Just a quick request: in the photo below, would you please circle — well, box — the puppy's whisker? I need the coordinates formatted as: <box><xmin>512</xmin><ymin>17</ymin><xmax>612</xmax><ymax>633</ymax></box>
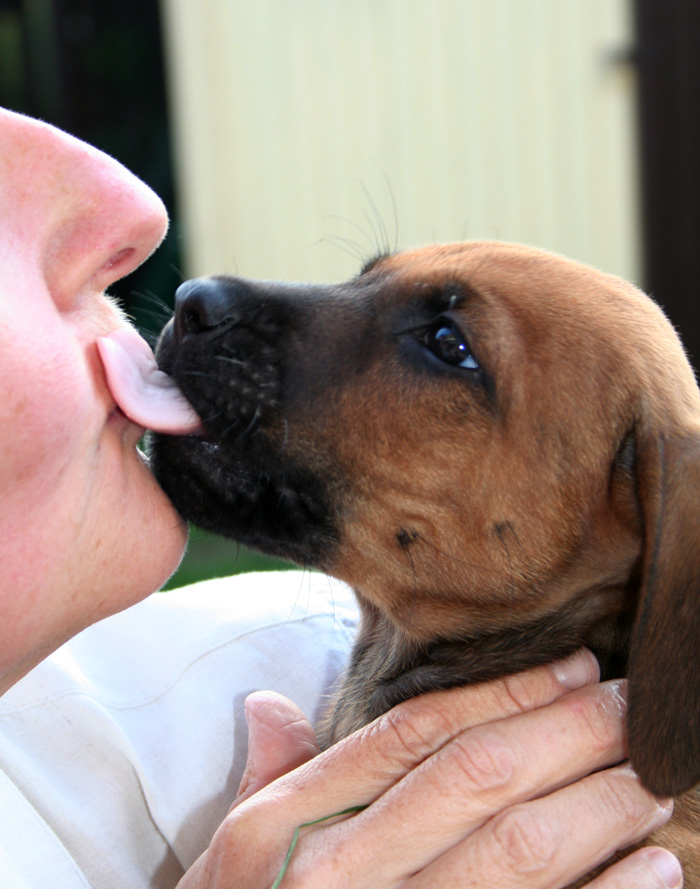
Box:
<box><xmin>202</xmin><ymin>408</ymin><xmax>226</xmax><ymax>425</ymax></box>
<box><xmin>180</xmin><ymin>369</ymin><xmax>216</xmax><ymax>380</ymax></box>
<box><xmin>375</xmin><ymin>161</ymin><xmax>400</xmax><ymax>253</ymax></box>
<box><xmin>169</xmin><ymin>264</ymin><xmax>187</xmax><ymax>283</ymax></box>
<box><xmin>129</xmin><ymin>289</ymin><xmax>164</xmax><ymax>308</ymax></box>
<box><xmin>401</xmin><ymin>540</ymin><xmax>420</xmax><ymax>627</ymax></box>
<box><xmin>316</xmin><ymin>234</ymin><xmax>369</xmax><ymax>265</ymax></box>
<box><xmin>360</xmin><ymin>181</ymin><xmax>390</xmax><ymax>256</ymax></box>
<box><xmin>361</xmin><ymin>208</ymin><xmax>386</xmax><ymax>259</ymax></box>
<box><xmin>134</xmin><ymin>306</ymin><xmax>173</xmax><ymax>325</ymax></box>
<box><xmin>139</xmin><ymin>329</ymin><xmax>159</xmax><ymax>348</ymax></box>
<box><xmin>133</xmin><ymin>288</ymin><xmax>174</xmax><ymax>316</ymax></box>
<box><xmin>285</xmin><ymin>569</ymin><xmax>313</xmax><ymax>627</ymax></box>
<box><xmin>218</xmin><ymin>418</ymin><xmax>243</xmax><ymax>439</ymax></box>
<box><xmin>493</xmin><ymin>521</ymin><xmax>521</xmax><ymax>602</ymax></box>
<box><xmin>493</xmin><ymin>521</ymin><xmax>521</xmax><ymax>552</ymax></box>
<box><xmin>237</xmin><ymin>405</ymin><xmax>262</xmax><ymax>441</ymax></box>
<box><xmin>215</xmin><ymin>354</ymin><xmax>247</xmax><ymax>367</ymax></box>
<box><xmin>323</xmin><ymin>215</ymin><xmax>381</xmax><ymax>256</ymax></box>
<box><xmin>229</xmin><ymin>540</ymin><xmax>241</xmax><ymax>572</ymax></box>
<box><xmin>414</xmin><ymin>532</ymin><xmax>488</xmax><ymax>573</ymax></box>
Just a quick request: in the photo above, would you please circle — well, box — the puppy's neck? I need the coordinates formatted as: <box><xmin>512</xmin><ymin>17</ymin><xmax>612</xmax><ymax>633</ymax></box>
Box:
<box><xmin>322</xmin><ymin>592</ymin><xmax>633</xmax><ymax>747</ymax></box>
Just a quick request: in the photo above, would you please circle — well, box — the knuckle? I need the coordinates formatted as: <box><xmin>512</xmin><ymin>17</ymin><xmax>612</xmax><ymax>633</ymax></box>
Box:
<box><xmin>286</xmin><ymin>830</ymin><xmax>363</xmax><ymax>889</ymax></box>
<box><xmin>369</xmin><ymin>706</ymin><xmax>438</xmax><ymax>767</ymax></box>
<box><xmin>599</xmin><ymin>769</ymin><xmax>651</xmax><ymax>827</ymax></box>
<box><xmin>447</xmin><ymin>729</ymin><xmax>517</xmax><ymax>794</ymax></box>
<box><xmin>497</xmin><ymin>672</ymin><xmax>544</xmax><ymax>714</ymax></box>
<box><xmin>221</xmin><ymin>803</ymin><xmax>346</xmax><ymax>889</ymax></box>
<box><xmin>204</xmin><ymin>805</ymin><xmax>275</xmax><ymax>885</ymax></box>
<box><xmin>217</xmin><ymin>797</ymin><xmax>277</xmax><ymax>856</ymax></box>
<box><xmin>564</xmin><ymin>686</ymin><xmax>623</xmax><ymax>753</ymax></box>
<box><xmin>211</xmin><ymin>810</ymin><xmax>246</xmax><ymax>858</ymax></box>
<box><xmin>285</xmin><ymin>852</ymin><xmax>337</xmax><ymax>889</ymax></box>
<box><xmin>490</xmin><ymin>805</ymin><xmax>561</xmax><ymax>876</ymax></box>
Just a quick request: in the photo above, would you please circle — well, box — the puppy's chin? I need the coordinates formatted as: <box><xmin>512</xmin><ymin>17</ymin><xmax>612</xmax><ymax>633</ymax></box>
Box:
<box><xmin>148</xmin><ymin>430</ymin><xmax>339</xmax><ymax>568</ymax></box>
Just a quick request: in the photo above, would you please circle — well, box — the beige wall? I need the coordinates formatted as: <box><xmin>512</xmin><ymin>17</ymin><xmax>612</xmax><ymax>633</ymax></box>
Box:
<box><xmin>161</xmin><ymin>0</ymin><xmax>640</xmax><ymax>286</ymax></box>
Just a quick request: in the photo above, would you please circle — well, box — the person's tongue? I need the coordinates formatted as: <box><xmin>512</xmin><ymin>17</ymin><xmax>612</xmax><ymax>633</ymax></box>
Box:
<box><xmin>97</xmin><ymin>326</ymin><xmax>203</xmax><ymax>435</ymax></box>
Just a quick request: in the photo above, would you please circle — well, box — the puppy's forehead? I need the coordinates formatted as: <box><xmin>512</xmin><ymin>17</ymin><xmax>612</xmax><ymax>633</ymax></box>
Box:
<box><xmin>372</xmin><ymin>240</ymin><xmax>700</xmax><ymax>427</ymax></box>
<box><xmin>375</xmin><ymin>241</ymin><xmax>631</xmax><ymax>310</ymax></box>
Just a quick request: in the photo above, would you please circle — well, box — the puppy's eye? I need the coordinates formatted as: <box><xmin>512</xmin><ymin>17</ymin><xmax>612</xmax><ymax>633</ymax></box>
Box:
<box><xmin>419</xmin><ymin>319</ymin><xmax>479</xmax><ymax>370</ymax></box>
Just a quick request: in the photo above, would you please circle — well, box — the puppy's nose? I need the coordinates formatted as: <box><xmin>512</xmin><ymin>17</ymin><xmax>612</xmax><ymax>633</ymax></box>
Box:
<box><xmin>174</xmin><ymin>277</ymin><xmax>238</xmax><ymax>342</ymax></box>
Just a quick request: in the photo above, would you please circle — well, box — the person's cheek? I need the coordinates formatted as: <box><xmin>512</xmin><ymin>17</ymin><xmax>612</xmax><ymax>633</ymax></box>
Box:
<box><xmin>0</xmin><ymin>310</ymin><xmax>94</xmax><ymax>495</ymax></box>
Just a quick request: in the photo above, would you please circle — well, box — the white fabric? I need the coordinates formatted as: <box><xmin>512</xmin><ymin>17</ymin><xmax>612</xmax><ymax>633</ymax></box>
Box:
<box><xmin>0</xmin><ymin>571</ymin><xmax>358</xmax><ymax>889</ymax></box>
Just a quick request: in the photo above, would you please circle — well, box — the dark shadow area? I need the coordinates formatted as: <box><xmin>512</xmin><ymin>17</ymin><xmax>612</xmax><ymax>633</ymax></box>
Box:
<box><xmin>635</xmin><ymin>0</ymin><xmax>700</xmax><ymax>371</ymax></box>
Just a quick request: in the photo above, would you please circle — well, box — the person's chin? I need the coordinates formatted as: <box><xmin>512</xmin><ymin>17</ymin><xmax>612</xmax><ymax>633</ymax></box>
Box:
<box><xmin>106</xmin><ymin>406</ymin><xmax>146</xmax><ymax>448</ymax></box>
<box><xmin>117</xmin><ymin>437</ymin><xmax>190</xmax><ymax>594</ymax></box>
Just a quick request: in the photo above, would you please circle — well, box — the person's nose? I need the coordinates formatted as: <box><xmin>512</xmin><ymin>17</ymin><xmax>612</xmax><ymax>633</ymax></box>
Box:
<box><xmin>0</xmin><ymin>109</ymin><xmax>168</xmax><ymax>304</ymax></box>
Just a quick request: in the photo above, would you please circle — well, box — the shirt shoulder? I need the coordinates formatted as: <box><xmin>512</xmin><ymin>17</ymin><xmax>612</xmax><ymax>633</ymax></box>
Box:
<box><xmin>0</xmin><ymin>571</ymin><xmax>358</xmax><ymax>888</ymax></box>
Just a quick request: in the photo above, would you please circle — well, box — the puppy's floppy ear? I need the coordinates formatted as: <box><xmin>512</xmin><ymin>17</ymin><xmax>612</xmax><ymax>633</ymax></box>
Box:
<box><xmin>626</xmin><ymin>427</ymin><xmax>700</xmax><ymax>796</ymax></box>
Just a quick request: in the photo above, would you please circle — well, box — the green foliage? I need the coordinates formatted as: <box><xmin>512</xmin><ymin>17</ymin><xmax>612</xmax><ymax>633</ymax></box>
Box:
<box><xmin>164</xmin><ymin>527</ymin><xmax>291</xmax><ymax>590</ymax></box>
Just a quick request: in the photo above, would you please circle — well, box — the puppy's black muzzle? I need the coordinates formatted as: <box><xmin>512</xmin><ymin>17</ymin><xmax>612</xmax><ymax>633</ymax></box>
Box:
<box><xmin>148</xmin><ymin>276</ymin><xmax>344</xmax><ymax>566</ymax></box>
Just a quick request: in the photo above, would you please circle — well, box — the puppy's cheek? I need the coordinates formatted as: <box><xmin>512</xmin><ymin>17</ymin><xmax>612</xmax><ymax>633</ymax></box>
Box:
<box><xmin>322</xmin><ymin>514</ymin><xmax>402</xmax><ymax>598</ymax></box>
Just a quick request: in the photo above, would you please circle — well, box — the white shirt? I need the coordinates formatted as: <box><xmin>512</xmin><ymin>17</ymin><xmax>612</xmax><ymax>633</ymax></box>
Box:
<box><xmin>0</xmin><ymin>571</ymin><xmax>357</xmax><ymax>889</ymax></box>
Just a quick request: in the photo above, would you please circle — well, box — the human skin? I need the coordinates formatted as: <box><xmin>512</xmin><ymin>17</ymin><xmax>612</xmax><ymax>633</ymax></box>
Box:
<box><xmin>0</xmin><ymin>107</ymin><xmax>682</xmax><ymax>888</ymax></box>
<box><xmin>0</xmin><ymin>107</ymin><xmax>187</xmax><ymax>692</ymax></box>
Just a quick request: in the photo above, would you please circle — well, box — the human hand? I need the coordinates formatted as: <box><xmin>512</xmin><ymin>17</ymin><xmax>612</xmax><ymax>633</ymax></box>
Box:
<box><xmin>177</xmin><ymin>650</ymin><xmax>681</xmax><ymax>889</ymax></box>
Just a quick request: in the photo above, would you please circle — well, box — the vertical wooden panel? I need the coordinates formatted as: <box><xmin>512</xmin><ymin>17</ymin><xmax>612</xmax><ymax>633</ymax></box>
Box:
<box><xmin>161</xmin><ymin>0</ymin><xmax>639</xmax><ymax>284</ymax></box>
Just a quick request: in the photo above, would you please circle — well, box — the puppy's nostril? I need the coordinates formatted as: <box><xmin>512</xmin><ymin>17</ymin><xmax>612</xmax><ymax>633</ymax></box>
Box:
<box><xmin>180</xmin><ymin>305</ymin><xmax>209</xmax><ymax>333</ymax></box>
<box><xmin>174</xmin><ymin>278</ymin><xmax>237</xmax><ymax>340</ymax></box>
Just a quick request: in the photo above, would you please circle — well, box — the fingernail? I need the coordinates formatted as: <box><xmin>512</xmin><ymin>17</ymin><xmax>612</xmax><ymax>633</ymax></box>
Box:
<box><xmin>243</xmin><ymin>694</ymin><xmax>269</xmax><ymax>765</ymax></box>
<box><xmin>647</xmin><ymin>848</ymin><xmax>683</xmax><ymax>888</ymax></box>
<box><xmin>552</xmin><ymin>649</ymin><xmax>598</xmax><ymax>690</ymax></box>
<box><xmin>602</xmin><ymin>678</ymin><xmax>628</xmax><ymax>716</ymax></box>
<box><xmin>653</xmin><ymin>795</ymin><xmax>674</xmax><ymax>823</ymax></box>
<box><xmin>614</xmin><ymin>763</ymin><xmax>673</xmax><ymax>814</ymax></box>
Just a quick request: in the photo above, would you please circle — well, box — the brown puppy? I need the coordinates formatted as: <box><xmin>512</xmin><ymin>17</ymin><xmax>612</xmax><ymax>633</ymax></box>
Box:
<box><xmin>150</xmin><ymin>242</ymin><xmax>700</xmax><ymax>884</ymax></box>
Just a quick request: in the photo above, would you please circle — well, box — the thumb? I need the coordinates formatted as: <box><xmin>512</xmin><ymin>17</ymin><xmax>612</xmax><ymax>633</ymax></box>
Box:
<box><xmin>233</xmin><ymin>691</ymin><xmax>321</xmax><ymax>807</ymax></box>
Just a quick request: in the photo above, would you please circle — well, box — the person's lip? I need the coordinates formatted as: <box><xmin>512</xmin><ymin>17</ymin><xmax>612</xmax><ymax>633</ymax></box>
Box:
<box><xmin>106</xmin><ymin>402</ymin><xmax>146</xmax><ymax>446</ymax></box>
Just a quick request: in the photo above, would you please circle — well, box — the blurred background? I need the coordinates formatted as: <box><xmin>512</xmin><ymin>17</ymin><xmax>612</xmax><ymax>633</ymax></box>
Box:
<box><xmin>1</xmin><ymin>0</ymin><xmax>697</xmax><ymax>587</ymax></box>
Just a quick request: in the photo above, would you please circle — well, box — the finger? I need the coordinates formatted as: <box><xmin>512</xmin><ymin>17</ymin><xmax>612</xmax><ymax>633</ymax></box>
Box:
<box><xmin>233</xmin><ymin>691</ymin><xmax>320</xmax><ymax>807</ymax></box>
<box><xmin>308</xmin><ymin>679</ymin><xmax>629</xmax><ymax>881</ymax></box>
<box><xmin>240</xmin><ymin>649</ymin><xmax>599</xmax><ymax>822</ymax></box>
<box><xmin>586</xmin><ymin>847</ymin><xmax>683</xmax><ymax>889</ymax></box>
<box><xmin>410</xmin><ymin>765</ymin><xmax>674</xmax><ymax>889</ymax></box>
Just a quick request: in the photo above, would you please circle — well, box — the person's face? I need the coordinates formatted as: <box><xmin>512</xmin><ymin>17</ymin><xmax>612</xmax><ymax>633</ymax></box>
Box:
<box><xmin>0</xmin><ymin>109</ymin><xmax>187</xmax><ymax>688</ymax></box>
